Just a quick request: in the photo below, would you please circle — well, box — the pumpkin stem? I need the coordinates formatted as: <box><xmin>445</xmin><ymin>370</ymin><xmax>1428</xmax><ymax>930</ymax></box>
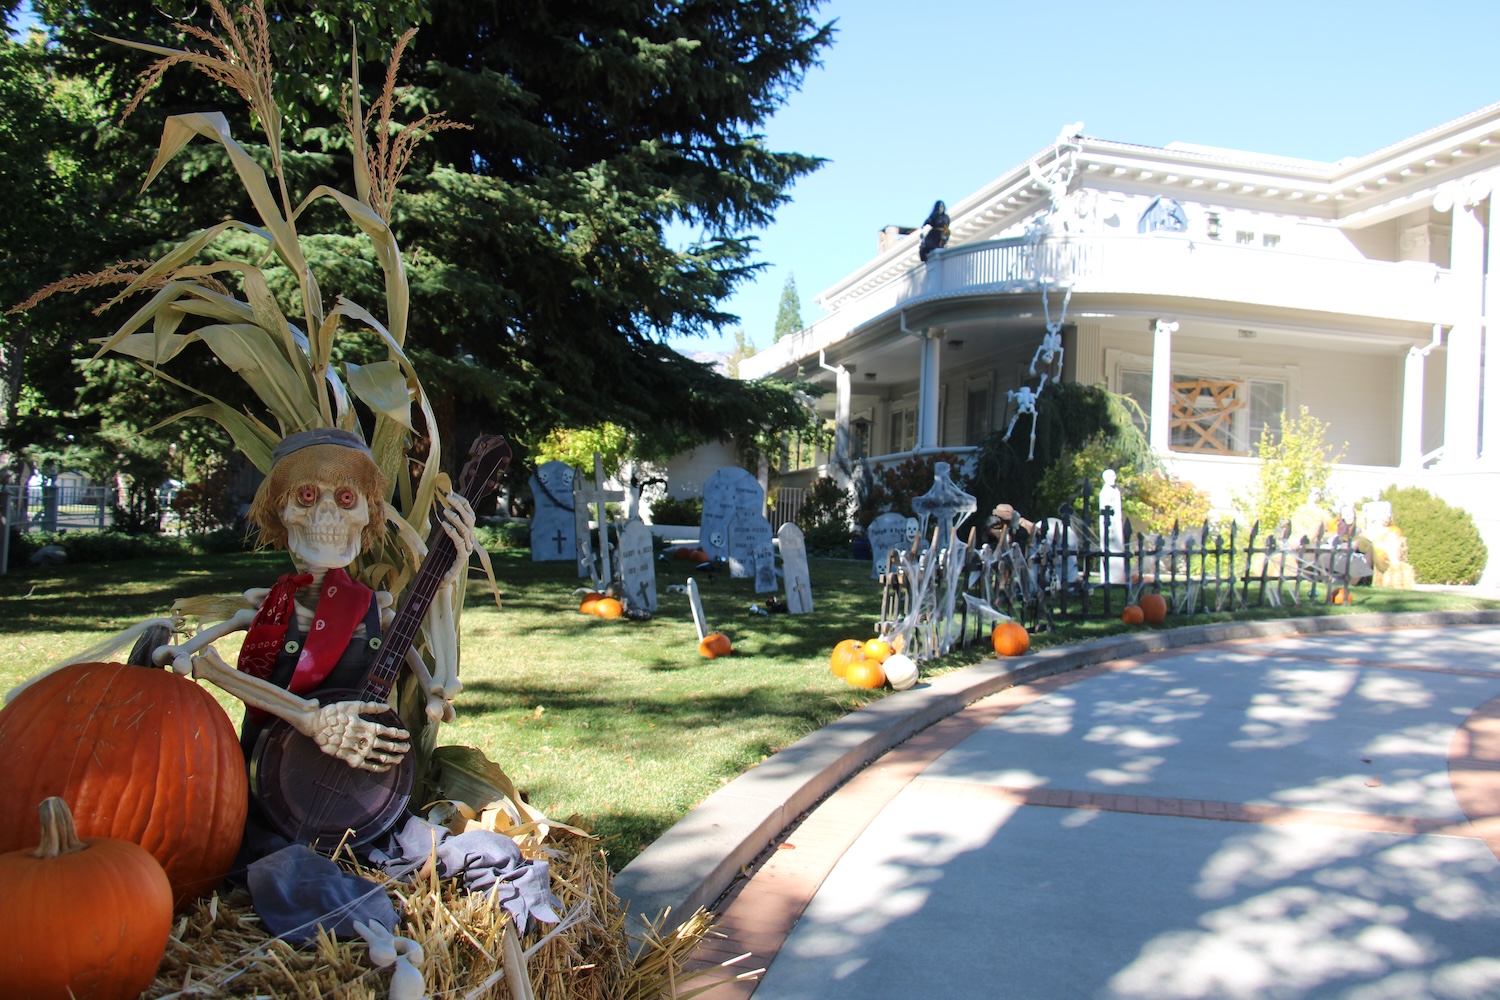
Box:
<box><xmin>33</xmin><ymin>797</ymin><xmax>89</xmax><ymax>858</ymax></box>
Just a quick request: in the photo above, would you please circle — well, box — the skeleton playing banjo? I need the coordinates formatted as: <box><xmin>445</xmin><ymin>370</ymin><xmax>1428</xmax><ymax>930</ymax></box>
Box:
<box><xmin>152</xmin><ymin>428</ymin><xmax>509</xmax><ymax>851</ymax></box>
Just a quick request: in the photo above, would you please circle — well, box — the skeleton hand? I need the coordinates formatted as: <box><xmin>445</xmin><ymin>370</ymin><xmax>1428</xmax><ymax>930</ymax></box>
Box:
<box><xmin>438</xmin><ymin>492</ymin><xmax>477</xmax><ymax>588</ymax></box>
<box><xmin>311</xmin><ymin>701</ymin><xmax>411</xmax><ymax>772</ymax></box>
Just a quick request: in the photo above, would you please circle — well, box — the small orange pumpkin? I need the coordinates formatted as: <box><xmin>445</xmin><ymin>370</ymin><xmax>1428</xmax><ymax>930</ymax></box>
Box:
<box><xmin>864</xmin><ymin>637</ymin><xmax>894</xmax><ymax>664</ymax></box>
<box><xmin>579</xmin><ymin>592</ymin><xmax>605</xmax><ymax>614</ymax></box>
<box><xmin>991</xmin><ymin>621</ymin><xmax>1030</xmax><ymax>657</ymax></box>
<box><xmin>593</xmin><ymin>597</ymin><xmax>624</xmax><ymax>619</ymax></box>
<box><xmin>1138</xmin><ymin>592</ymin><xmax>1168</xmax><ymax>625</ymax></box>
<box><xmin>845</xmin><ymin>658</ymin><xmax>887</xmax><ymax>689</ymax></box>
<box><xmin>0</xmin><ymin>797</ymin><xmax>173</xmax><ymax>1000</ymax></box>
<box><xmin>699</xmin><ymin>633</ymin><xmax>732</xmax><ymax>658</ymax></box>
<box><xmin>830</xmin><ymin>639</ymin><xmax>866</xmax><ymax>678</ymax></box>
<box><xmin>1330</xmin><ymin>588</ymin><xmax>1350</xmax><ymax>605</ymax></box>
<box><xmin>1121</xmin><ymin>604</ymin><xmax>1145</xmax><ymax>625</ymax></box>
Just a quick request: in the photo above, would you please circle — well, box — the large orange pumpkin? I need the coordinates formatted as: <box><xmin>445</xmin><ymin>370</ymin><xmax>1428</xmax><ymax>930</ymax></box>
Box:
<box><xmin>699</xmin><ymin>633</ymin><xmax>733</xmax><ymax>658</ymax></box>
<box><xmin>1138</xmin><ymin>592</ymin><xmax>1168</xmax><ymax>625</ymax></box>
<box><xmin>991</xmin><ymin>621</ymin><xmax>1030</xmax><ymax>657</ymax></box>
<box><xmin>1121</xmin><ymin>605</ymin><xmax>1145</xmax><ymax>625</ymax></box>
<box><xmin>0</xmin><ymin>661</ymin><xmax>247</xmax><ymax>910</ymax></box>
<box><xmin>830</xmin><ymin>639</ymin><xmax>866</xmax><ymax>678</ymax></box>
<box><xmin>0</xmin><ymin>797</ymin><xmax>173</xmax><ymax>1000</ymax></box>
<box><xmin>845</xmin><ymin>658</ymin><xmax>887</xmax><ymax>689</ymax></box>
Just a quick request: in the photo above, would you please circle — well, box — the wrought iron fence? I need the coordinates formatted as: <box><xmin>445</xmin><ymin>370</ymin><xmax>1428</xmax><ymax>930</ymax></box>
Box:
<box><xmin>877</xmin><ymin>488</ymin><xmax>1370</xmax><ymax>659</ymax></box>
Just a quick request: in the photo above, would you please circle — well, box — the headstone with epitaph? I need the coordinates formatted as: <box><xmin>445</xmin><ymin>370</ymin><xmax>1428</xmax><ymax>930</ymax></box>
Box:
<box><xmin>617</xmin><ymin>518</ymin><xmax>658</xmax><ymax>613</ymax></box>
<box><xmin>700</xmin><ymin>467</ymin><xmax>765</xmax><ymax>561</ymax></box>
<box><xmin>727</xmin><ymin>508</ymin><xmax>774</xmax><ymax>579</ymax></box>
<box><xmin>529</xmin><ymin>461</ymin><xmax>576</xmax><ymax>562</ymax></box>
<box><xmin>778</xmin><ymin>522</ymin><xmax>813</xmax><ymax>613</ymax></box>
<box><xmin>866</xmin><ymin>512</ymin><xmax>909</xmax><ymax>580</ymax></box>
<box><xmin>753</xmin><ymin>542</ymin><xmax>778</xmax><ymax>593</ymax></box>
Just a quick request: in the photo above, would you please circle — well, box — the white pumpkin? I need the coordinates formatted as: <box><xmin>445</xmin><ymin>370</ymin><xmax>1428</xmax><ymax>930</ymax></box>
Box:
<box><xmin>883</xmin><ymin>653</ymin><xmax>919</xmax><ymax>691</ymax></box>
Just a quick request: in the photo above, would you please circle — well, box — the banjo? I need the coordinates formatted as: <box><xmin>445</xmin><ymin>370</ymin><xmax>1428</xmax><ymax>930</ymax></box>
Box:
<box><xmin>250</xmin><ymin>434</ymin><xmax>512</xmax><ymax>850</ymax></box>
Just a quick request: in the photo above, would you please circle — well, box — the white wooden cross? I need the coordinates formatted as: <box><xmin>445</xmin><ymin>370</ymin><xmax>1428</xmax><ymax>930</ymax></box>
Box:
<box><xmin>574</xmin><ymin>452</ymin><xmax>625</xmax><ymax>586</ymax></box>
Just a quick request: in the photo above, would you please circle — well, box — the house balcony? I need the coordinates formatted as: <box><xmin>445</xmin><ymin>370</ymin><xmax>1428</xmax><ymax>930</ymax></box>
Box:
<box><xmin>742</xmin><ymin>234</ymin><xmax>1454</xmax><ymax>380</ymax></box>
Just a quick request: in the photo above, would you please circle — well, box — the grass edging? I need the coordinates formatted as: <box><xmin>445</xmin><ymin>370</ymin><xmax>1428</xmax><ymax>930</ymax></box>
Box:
<box><xmin>612</xmin><ymin>608</ymin><xmax>1500</xmax><ymax>941</ymax></box>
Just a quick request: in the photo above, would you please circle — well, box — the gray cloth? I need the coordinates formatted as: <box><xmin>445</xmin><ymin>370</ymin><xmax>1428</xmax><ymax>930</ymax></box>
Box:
<box><xmin>272</xmin><ymin>426</ymin><xmax>372</xmax><ymax>463</ymax></box>
<box><xmin>247</xmin><ymin>844</ymin><xmax>398</xmax><ymax>946</ymax></box>
<box><xmin>373</xmin><ymin>817</ymin><xmax>562</xmax><ymax>930</ymax></box>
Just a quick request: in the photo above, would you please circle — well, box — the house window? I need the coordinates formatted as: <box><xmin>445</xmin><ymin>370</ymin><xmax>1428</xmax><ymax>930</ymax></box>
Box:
<box><xmin>1236</xmin><ymin>230</ymin><xmax>1255</xmax><ymax>245</ymax></box>
<box><xmin>852</xmin><ymin>419</ymin><xmax>871</xmax><ymax>460</ymax></box>
<box><xmin>1262</xmin><ymin>233</ymin><xmax>1280</xmax><ymax>248</ymax></box>
<box><xmin>888</xmin><ymin>407</ymin><xmax>916</xmax><ymax>454</ymax></box>
<box><xmin>1119</xmin><ymin>368</ymin><xmax>1285</xmax><ymax>454</ymax></box>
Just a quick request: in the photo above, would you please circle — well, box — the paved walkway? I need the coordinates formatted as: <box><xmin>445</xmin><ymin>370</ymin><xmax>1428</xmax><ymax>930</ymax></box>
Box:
<box><xmin>688</xmin><ymin>626</ymin><xmax>1500</xmax><ymax>1000</ymax></box>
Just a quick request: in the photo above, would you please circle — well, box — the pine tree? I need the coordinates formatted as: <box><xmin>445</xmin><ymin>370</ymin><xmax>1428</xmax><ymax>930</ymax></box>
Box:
<box><xmin>774</xmin><ymin>273</ymin><xmax>804</xmax><ymax>342</ymax></box>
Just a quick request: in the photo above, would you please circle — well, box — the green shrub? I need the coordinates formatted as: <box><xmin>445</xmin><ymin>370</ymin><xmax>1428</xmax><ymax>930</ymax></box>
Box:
<box><xmin>650</xmin><ymin>495</ymin><xmax>702</xmax><ymax>526</ymax></box>
<box><xmin>1130</xmin><ymin>469</ymin><xmax>1214</xmax><ymax>536</ymax></box>
<box><xmin>476</xmin><ymin>521</ymin><xmax>533</xmax><ymax>551</ymax></box>
<box><xmin>1235</xmin><ymin>406</ymin><xmax>1344</xmax><ymax>530</ymax></box>
<box><xmin>796</xmin><ymin>477</ymin><xmax>853</xmax><ymax>556</ymax></box>
<box><xmin>7</xmin><ymin>529</ymin><xmax>193</xmax><ymax>567</ymax></box>
<box><xmin>1380</xmin><ymin>485</ymin><xmax>1488</xmax><ymax>585</ymax></box>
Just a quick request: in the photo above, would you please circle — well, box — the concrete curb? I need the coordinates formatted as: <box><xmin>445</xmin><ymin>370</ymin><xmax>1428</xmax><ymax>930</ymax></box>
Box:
<box><xmin>611</xmin><ymin>609</ymin><xmax>1500</xmax><ymax>938</ymax></box>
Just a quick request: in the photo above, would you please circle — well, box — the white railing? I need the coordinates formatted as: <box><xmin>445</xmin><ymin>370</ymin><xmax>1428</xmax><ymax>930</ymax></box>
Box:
<box><xmin>741</xmin><ymin>234</ymin><xmax>1454</xmax><ymax>379</ymax></box>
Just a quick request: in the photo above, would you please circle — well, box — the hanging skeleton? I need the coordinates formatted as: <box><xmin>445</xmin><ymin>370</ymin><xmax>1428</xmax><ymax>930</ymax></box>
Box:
<box><xmin>1031</xmin><ymin>282</ymin><xmax>1072</xmax><ymax>389</ymax></box>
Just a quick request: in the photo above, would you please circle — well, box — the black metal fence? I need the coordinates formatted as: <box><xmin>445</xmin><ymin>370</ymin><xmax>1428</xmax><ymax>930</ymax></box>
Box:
<box><xmin>879</xmin><ymin>492</ymin><xmax>1370</xmax><ymax>652</ymax></box>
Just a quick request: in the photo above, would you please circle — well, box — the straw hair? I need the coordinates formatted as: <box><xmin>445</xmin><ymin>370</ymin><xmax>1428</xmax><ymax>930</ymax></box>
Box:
<box><xmin>247</xmin><ymin>443</ymin><xmax>390</xmax><ymax>551</ymax></box>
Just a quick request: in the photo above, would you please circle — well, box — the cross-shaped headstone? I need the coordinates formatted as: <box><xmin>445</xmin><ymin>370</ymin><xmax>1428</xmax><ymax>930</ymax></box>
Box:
<box><xmin>574</xmin><ymin>452</ymin><xmax>625</xmax><ymax>584</ymax></box>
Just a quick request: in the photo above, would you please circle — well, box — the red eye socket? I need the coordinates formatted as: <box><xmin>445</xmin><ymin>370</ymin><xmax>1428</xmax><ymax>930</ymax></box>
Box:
<box><xmin>336</xmin><ymin>488</ymin><xmax>358</xmax><ymax>509</ymax></box>
<box><xmin>296</xmin><ymin>485</ymin><xmax>318</xmax><ymax>507</ymax></box>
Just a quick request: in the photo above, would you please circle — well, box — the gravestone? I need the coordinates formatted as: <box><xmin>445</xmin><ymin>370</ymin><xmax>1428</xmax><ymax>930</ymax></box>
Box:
<box><xmin>751</xmin><ymin>542</ymin><xmax>777</xmax><ymax>593</ymax></box>
<box><xmin>700</xmin><ymin>467</ymin><xmax>765</xmax><ymax>561</ymax></box>
<box><xmin>529</xmin><ymin>461</ymin><xmax>576</xmax><ymax>562</ymax></box>
<box><xmin>778</xmin><ymin>522</ymin><xmax>813</xmax><ymax>614</ymax></box>
<box><xmin>867</xmin><ymin>512</ymin><xmax>910</xmax><ymax>580</ymax></box>
<box><xmin>1098</xmin><ymin>469</ymin><xmax>1125</xmax><ymax>582</ymax></box>
<box><xmin>727</xmin><ymin>508</ymin><xmax>774</xmax><ymax>579</ymax></box>
<box><xmin>617</xmin><ymin>518</ymin><xmax>658</xmax><ymax>613</ymax></box>
<box><xmin>686</xmin><ymin>577</ymin><xmax>709</xmax><ymax>641</ymax></box>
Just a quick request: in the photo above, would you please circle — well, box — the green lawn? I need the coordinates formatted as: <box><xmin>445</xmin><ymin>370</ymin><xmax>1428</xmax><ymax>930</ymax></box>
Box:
<box><xmin>2</xmin><ymin>548</ymin><xmax>1495</xmax><ymax>869</ymax></box>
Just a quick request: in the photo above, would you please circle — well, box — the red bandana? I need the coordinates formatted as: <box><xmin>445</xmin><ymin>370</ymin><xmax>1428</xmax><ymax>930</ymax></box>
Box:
<box><xmin>238</xmin><ymin>568</ymin><xmax>373</xmax><ymax>722</ymax></box>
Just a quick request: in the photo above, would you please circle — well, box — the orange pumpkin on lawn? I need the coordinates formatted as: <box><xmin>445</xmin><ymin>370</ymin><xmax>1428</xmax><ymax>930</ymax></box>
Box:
<box><xmin>1138</xmin><ymin>592</ymin><xmax>1168</xmax><ymax>625</ymax></box>
<box><xmin>991</xmin><ymin>621</ymin><xmax>1030</xmax><ymax>657</ymax></box>
<box><xmin>579</xmin><ymin>592</ymin><xmax>605</xmax><ymax>614</ymax></box>
<box><xmin>593</xmin><ymin>597</ymin><xmax>624</xmax><ymax>619</ymax></box>
<box><xmin>1121</xmin><ymin>604</ymin><xmax>1145</xmax><ymax>625</ymax></box>
<box><xmin>830</xmin><ymin>639</ymin><xmax>866</xmax><ymax>678</ymax></box>
<box><xmin>699</xmin><ymin>633</ymin><xmax>732</xmax><ymax>658</ymax></box>
<box><xmin>845</xmin><ymin>658</ymin><xmax>887</xmax><ymax>689</ymax></box>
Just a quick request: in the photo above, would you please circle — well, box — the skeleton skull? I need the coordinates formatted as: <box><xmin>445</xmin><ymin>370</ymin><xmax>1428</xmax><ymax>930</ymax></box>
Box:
<box><xmin>282</xmin><ymin>482</ymin><xmax>370</xmax><ymax>570</ymax></box>
<box><xmin>709</xmin><ymin>530</ymin><xmax>726</xmax><ymax>549</ymax></box>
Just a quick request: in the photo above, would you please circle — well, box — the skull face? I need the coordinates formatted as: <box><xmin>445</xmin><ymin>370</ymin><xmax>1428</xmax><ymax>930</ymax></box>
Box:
<box><xmin>904</xmin><ymin>518</ymin><xmax>920</xmax><ymax>543</ymax></box>
<box><xmin>709</xmin><ymin>530</ymin><xmax>726</xmax><ymax>549</ymax></box>
<box><xmin>281</xmin><ymin>481</ymin><xmax>370</xmax><ymax>571</ymax></box>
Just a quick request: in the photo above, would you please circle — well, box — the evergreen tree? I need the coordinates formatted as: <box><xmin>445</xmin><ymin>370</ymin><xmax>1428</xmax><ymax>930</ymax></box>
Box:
<box><xmin>774</xmin><ymin>272</ymin><xmax>804</xmax><ymax>342</ymax></box>
<box><xmin>12</xmin><ymin>0</ymin><xmax>834</xmax><ymax>469</ymax></box>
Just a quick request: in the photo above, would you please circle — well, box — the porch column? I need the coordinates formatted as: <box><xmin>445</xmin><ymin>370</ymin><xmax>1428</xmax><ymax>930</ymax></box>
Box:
<box><xmin>1446</xmin><ymin>202</ymin><xmax>1484</xmax><ymax>463</ymax></box>
<box><xmin>1150</xmin><ymin>319</ymin><xmax>1177</xmax><ymax>454</ymax></box>
<box><xmin>1401</xmin><ymin>344</ymin><xmax>1427</xmax><ymax>469</ymax></box>
<box><xmin>1485</xmin><ymin>194</ymin><xmax>1500</xmax><ymax>460</ymax></box>
<box><xmin>916</xmin><ymin>329</ymin><xmax>943</xmax><ymax>449</ymax></box>
<box><xmin>832</xmin><ymin>364</ymin><xmax>851</xmax><ymax>484</ymax></box>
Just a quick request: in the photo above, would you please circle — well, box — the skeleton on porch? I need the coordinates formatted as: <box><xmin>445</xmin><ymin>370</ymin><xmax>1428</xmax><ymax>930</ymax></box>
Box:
<box><xmin>151</xmin><ymin>429</ymin><xmax>477</xmax><ymax>774</ymax></box>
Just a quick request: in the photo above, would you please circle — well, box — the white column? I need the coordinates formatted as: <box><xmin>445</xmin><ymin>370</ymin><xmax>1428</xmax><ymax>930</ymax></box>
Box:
<box><xmin>1150</xmin><ymin>319</ymin><xmax>1177</xmax><ymax>454</ymax></box>
<box><xmin>1446</xmin><ymin>202</ymin><xmax>1484</xmax><ymax>463</ymax></box>
<box><xmin>1401</xmin><ymin>346</ymin><xmax>1426</xmax><ymax>469</ymax></box>
<box><xmin>916</xmin><ymin>331</ymin><xmax>942</xmax><ymax>449</ymax></box>
<box><xmin>1485</xmin><ymin>197</ymin><xmax>1500</xmax><ymax>460</ymax></box>
<box><xmin>832</xmin><ymin>365</ymin><xmax>851</xmax><ymax>484</ymax></box>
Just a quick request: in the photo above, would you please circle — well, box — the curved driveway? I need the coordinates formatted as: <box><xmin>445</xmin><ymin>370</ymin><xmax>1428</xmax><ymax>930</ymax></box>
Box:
<box><xmin>693</xmin><ymin>625</ymin><xmax>1500</xmax><ymax>1000</ymax></box>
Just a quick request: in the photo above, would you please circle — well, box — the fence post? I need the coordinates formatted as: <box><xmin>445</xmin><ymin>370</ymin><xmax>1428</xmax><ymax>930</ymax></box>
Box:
<box><xmin>0</xmin><ymin>486</ymin><xmax>12</xmax><ymax>576</ymax></box>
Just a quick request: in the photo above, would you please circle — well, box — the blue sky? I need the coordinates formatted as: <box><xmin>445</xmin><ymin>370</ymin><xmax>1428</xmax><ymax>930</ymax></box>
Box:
<box><xmin>695</xmin><ymin>0</ymin><xmax>1500</xmax><ymax>356</ymax></box>
<box><xmin>12</xmin><ymin>1</ymin><xmax>1500</xmax><ymax>358</ymax></box>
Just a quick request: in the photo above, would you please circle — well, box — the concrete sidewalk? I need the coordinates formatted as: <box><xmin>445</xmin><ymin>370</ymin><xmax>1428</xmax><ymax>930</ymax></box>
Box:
<box><xmin>658</xmin><ymin>623</ymin><xmax>1500</xmax><ymax>999</ymax></box>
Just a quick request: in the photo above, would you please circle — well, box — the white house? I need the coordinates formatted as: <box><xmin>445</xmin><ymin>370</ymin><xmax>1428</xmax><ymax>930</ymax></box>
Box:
<box><xmin>741</xmin><ymin>103</ymin><xmax>1500</xmax><ymax>582</ymax></box>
